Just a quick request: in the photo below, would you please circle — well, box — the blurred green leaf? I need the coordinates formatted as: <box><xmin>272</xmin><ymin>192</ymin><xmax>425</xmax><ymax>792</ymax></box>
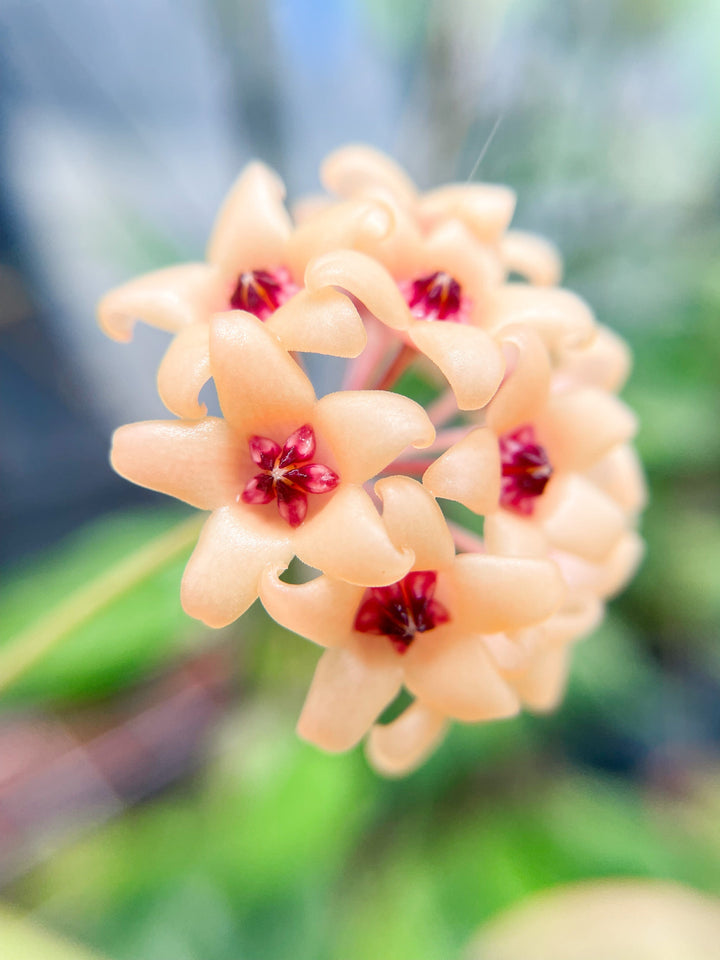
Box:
<box><xmin>0</xmin><ymin>905</ymin><xmax>107</xmax><ymax>960</ymax></box>
<box><xmin>0</xmin><ymin>509</ymin><xmax>204</xmax><ymax>703</ymax></box>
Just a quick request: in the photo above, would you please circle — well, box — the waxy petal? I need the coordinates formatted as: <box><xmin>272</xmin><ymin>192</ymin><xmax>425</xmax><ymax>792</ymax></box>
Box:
<box><xmin>451</xmin><ymin>554</ymin><xmax>565</xmax><ymax>633</ymax></box>
<box><xmin>265</xmin><ymin>287</ymin><xmax>368</xmax><ymax>358</ymax></box>
<box><xmin>297</xmin><ymin>648</ymin><xmax>402</xmax><ymax>752</ymax></box>
<box><xmin>417</xmin><ymin>219</ymin><xmax>504</xmax><ymax>306</ymax></box>
<box><xmin>586</xmin><ymin>444</ymin><xmax>647</xmax><ymax>516</ymax></box>
<box><xmin>595</xmin><ymin>530</ymin><xmax>645</xmax><ymax>598</ymax></box>
<box><xmin>544</xmin><ymin>593</ymin><xmax>604</xmax><ymax>645</ymax></box>
<box><xmin>484</xmin><ymin>512</ymin><xmax>549</xmax><ymax>559</ymax></box>
<box><xmin>259</xmin><ymin>568</ymin><xmax>364</xmax><ymax>648</ymax></box>
<box><xmin>157</xmin><ymin>322</ymin><xmax>211</xmax><ymax>419</ymax></box>
<box><xmin>111</xmin><ymin>418</ymin><xmax>242</xmax><ymax>510</ymax></box>
<box><xmin>293</xmin><ymin>485</ymin><xmax>413</xmax><ymax>586</ymax></box>
<box><xmin>206</xmin><ymin>162</ymin><xmax>293</xmax><ymax>279</ymax></box>
<box><xmin>422</xmin><ymin>427</ymin><xmax>501</xmax><ymax>515</ymax></box>
<box><xmin>537</xmin><ymin>388</ymin><xmax>637</xmax><ymax>473</ymax></box>
<box><xmin>287</xmin><ymin>198</ymin><xmax>395</xmax><ymax>277</ymax></box>
<box><xmin>510</xmin><ymin>648</ymin><xmax>571</xmax><ymax>712</ymax></box>
<box><xmin>488</xmin><ymin>285</ymin><xmax>596</xmax><ymax>350</ymax></box>
<box><xmin>210</xmin><ymin>312</ymin><xmax>316</xmax><ymax>434</ymax></box>
<box><xmin>557</xmin><ymin>324</ymin><xmax>632</xmax><ymax>393</ymax></box>
<box><xmin>181</xmin><ymin>505</ymin><xmax>294</xmax><ymax>627</ymax></box>
<box><xmin>539</xmin><ymin>474</ymin><xmax>627</xmax><ymax>562</ymax></box>
<box><xmin>313</xmin><ymin>390</ymin><xmax>435</xmax><ymax>483</ymax></box>
<box><xmin>305</xmin><ymin>249</ymin><xmax>412</xmax><ymax>330</ymax></box>
<box><xmin>408</xmin><ymin>321</ymin><xmax>505</xmax><ymax>411</ymax></box>
<box><xmin>321</xmin><ymin>144</ymin><xmax>417</xmax><ymax>208</ymax></box>
<box><xmin>98</xmin><ymin>263</ymin><xmax>221</xmax><ymax>342</ymax></box>
<box><xmin>366</xmin><ymin>702</ymin><xmax>448</xmax><ymax>777</ymax></box>
<box><xmin>375</xmin><ymin>476</ymin><xmax>456</xmax><ymax>571</ymax></box>
<box><xmin>487</xmin><ymin>327</ymin><xmax>552</xmax><ymax>435</ymax></box>
<box><xmin>417</xmin><ymin>183</ymin><xmax>517</xmax><ymax>241</ymax></box>
<box><xmin>499</xmin><ymin>231</ymin><xmax>563</xmax><ymax>286</ymax></box>
<box><xmin>404</xmin><ymin>636</ymin><xmax>519</xmax><ymax>723</ymax></box>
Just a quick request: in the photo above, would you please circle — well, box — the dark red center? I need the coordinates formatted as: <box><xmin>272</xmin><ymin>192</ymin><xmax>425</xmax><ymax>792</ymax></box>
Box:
<box><xmin>229</xmin><ymin>267</ymin><xmax>296</xmax><ymax>321</ymax></box>
<box><xmin>353</xmin><ymin>571</ymin><xmax>450</xmax><ymax>654</ymax></box>
<box><xmin>405</xmin><ymin>271</ymin><xmax>464</xmax><ymax>321</ymax></box>
<box><xmin>499</xmin><ymin>425</ymin><xmax>553</xmax><ymax>515</ymax></box>
<box><xmin>241</xmin><ymin>424</ymin><xmax>339</xmax><ymax>527</ymax></box>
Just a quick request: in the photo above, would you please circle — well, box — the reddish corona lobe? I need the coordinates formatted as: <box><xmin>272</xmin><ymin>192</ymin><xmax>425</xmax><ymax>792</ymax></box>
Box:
<box><xmin>354</xmin><ymin>571</ymin><xmax>450</xmax><ymax>654</ymax></box>
<box><xmin>401</xmin><ymin>271</ymin><xmax>467</xmax><ymax>322</ymax></box>
<box><xmin>499</xmin><ymin>425</ymin><xmax>553</xmax><ymax>515</ymax></box>
<box><xmin>229</xmin><ymin>267</ymin><xmax>298</xmax><ymax>320</ymax></box>
<box><xmin>241</xmin><ymin>424</ymin><xmax>339</xmax><ymax>527</ymax></box>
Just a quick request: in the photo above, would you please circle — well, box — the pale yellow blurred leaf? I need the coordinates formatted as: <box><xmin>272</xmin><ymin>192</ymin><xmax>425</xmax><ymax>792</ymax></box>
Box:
<box><xmin>467</xmin><ymin>880</ymin><xmax>720</xmax><ymax>960</ymax></box>
<box><xmin>0</xmin><ymin>905</ymin><xmax>108</xmax><ymax>960</ymax></box>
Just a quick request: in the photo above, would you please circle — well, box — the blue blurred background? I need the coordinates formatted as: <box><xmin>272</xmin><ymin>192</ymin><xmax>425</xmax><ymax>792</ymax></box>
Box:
<box><xmin>0</xmin><ymin>1</ymin><xmax>719</xmax><ymax>957</ymax></box>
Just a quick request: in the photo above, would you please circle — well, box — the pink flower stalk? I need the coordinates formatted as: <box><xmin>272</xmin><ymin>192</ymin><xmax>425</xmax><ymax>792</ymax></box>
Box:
<box><xmin>99</xmin><ymin>145</ymin><xmax>646</xmax><ymax>774</ymax></box>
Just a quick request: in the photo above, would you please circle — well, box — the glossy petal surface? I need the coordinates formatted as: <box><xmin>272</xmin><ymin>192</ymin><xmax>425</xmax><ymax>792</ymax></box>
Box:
<box><xmin>98</xmin><ymin>263</ymin><xmax>220</xmax><ymax>341</ymax></box>
<box><xmin>111</xmin><ymin>418</ymin><xmax>241</xmax><ymax>510</ymax></box>
<box><xmin>313</xmin><ymin>390</ymin><xmax>434</xmax><ymax>483</ymax></box>
<box><xmin>451</xmin><ymin>554</ymin><xmax>565</xmax><ymax>633</ymax></box>
<box><xmin>157</xmin><ymin>322</ymin><xmax>211</xmax><ymax>419</ymax></box>
<box><xmin>293</xmin><ymin>485</ymin><xmax>413</xmax><ymax>586</ymax></box>
<box><xmin>181</xmin><ymin>505</ymin><xmax>294</xmax><ymax>627</ymax></box>
<box><xmin>409</xmin><ymin>321</ymin><xmax>505</xmax><ymax>411</ymax></box>
<box><xmin>206</xmin><ymin>162</ymin><xmax>293</xmax><ymax>279</ymax></box>
<box><xmin>375</xmin><ymin>476</ymin><xmax>456</xmax><ymax>570</ymax></box>
<box><xmin>423</xmin><ymin>427</ymin><xmax>501</xmax><ymax>515</ymax></box>
<box><xmin>366</xmin><ymin>703</ymin><xmax>448</xmax><ymax>777</ymax></box>
<box><xmin>297</xmin><ymin>648</ymin><xmax>402</xmax><ymax>751</ymax></box>
<box><xmin>266</xmin><ymin>287</ymin><xmax>368</xmax><ymax>358</ymax></box>
<box><xmin>210</xmin><ymin>313</ymin><xmax>316</xmax><ymax>434</ymax></box>
<box><xmin>404</xmin><ymin>635</ymin><xmax>519</xmax><ymax>722</ymax></box>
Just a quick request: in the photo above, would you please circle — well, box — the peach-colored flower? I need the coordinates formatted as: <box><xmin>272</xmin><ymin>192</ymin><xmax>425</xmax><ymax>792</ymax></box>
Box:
<box><xmin>423</xmin><ymin>327</ymin><xmax>639</xmax><ymax>564</ymax></box>
<box><xmin>97</xmin><ymin>163</ymin><xmax>402</xmax><ymax>418</ymax></box>
<box><xmin>111</xmin><ymin>314</ymin><xmax>435</xmax><ymax>628</ymax></box>
<box><xmin>365</xmin><ymin>588</ymin><xmax>603</xmax><ymax>777</ymax></box>
<box><xmin>299</xmin><ymin>224</ymin><xmax>595</xmax><ymax>412</ymax></box>
<box><xmin>259</xmin><ymin>478</ymin><xmax>565</xmax><ymax>753</ymax></box>
<box><xmin>318</xmin><ymin>144</ymin><xmax>564</xmax><ymax>287</ymax></box>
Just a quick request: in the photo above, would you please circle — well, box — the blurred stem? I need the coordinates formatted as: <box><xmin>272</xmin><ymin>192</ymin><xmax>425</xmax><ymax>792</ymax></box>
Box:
<box><xmin>0</xmin><ymin>514</ymin><xmax>204</xmax><ymax>693</ymax></box>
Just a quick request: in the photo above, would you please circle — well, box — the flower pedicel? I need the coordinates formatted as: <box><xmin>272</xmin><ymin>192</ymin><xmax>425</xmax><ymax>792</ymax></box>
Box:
<box><xmin>100</xmin><ymin>145</ymin><xmax>645</xmax><ymax>776</ymax></box>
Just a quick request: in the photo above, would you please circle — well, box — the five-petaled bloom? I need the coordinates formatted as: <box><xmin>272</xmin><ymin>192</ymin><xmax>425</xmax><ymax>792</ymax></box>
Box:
<box><xmin>100</xmin><ymin>145</ymin><xmax>645</xmax><ymax>776</ymax></box>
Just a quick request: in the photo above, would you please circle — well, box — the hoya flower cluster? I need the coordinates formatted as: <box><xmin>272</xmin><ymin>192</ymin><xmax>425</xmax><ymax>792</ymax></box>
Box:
<box><xmin>100</xmin><ymin>145</ymin><xmax>645</xmax><ymax>776</ymax></box>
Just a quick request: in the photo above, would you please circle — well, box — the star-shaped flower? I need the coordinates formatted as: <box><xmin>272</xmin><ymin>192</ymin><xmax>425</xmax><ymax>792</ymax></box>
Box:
<box><xmin>98</xmin><ymin>163</ymin><xmax>399</xmax><ymax>418</ymax></box>
<box><xmin>423</xmin><ymin>327</ymin><xmax>639</xmax><ymax>563</ymax></box>
<box><xmin>365</xmin><ymin>589</ymin><xmax>603</xmax><ymax>777</ymax></box>
<box><xmin>319</xmin><ymin>144</ymin><xmax>564</xmax><ymax>285</ymax></box>
<box><xmin>111</xmin><ymin>314</ymin><xmax>435</xmax><ymax>627</ymax></box>
<box><xmin>259</xmin><ymin>478</ymin><xmax>565</xmax><ymax>753</ymax></box>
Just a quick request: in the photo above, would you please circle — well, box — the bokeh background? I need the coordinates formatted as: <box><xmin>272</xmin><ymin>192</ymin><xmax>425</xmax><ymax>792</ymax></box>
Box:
<box><xmin>1</xmin><ymin>0</ymin><xmax>719</xmax><ymax>957</ymax></box>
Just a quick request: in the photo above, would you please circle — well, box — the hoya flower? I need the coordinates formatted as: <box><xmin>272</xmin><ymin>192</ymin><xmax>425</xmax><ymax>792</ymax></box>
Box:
<box><xmin>365</xmin><ymin>589</ymin><xmax>603</xmax><ymax>777</ymax></box>
<box><xmin>300</xmin><ymin>230</ymin><xmax>595</xmax><ymax>413</ymax></box>
<box><xmin>111</xmin><ymin>314</ymin><xmax>435</xmax><ymax>627</ymax></box>
<box><xmin>423</xmin><ymin>327</ymin><xmax>639</xmax><ymax>564</ymax></box>
<box><xmin>259</xmin><ymin>478</ymin><xmax>565</xmax><ymax>753</ymax></box>
<box><xmin>98</xmin><ymin>162</ymin><xmax>400</xmax><ymax>418</ymax></box>
<box><xmin>318</xmin><ymin>144</ymin><xmax>564</xmax><ymax>286</ymax></box>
